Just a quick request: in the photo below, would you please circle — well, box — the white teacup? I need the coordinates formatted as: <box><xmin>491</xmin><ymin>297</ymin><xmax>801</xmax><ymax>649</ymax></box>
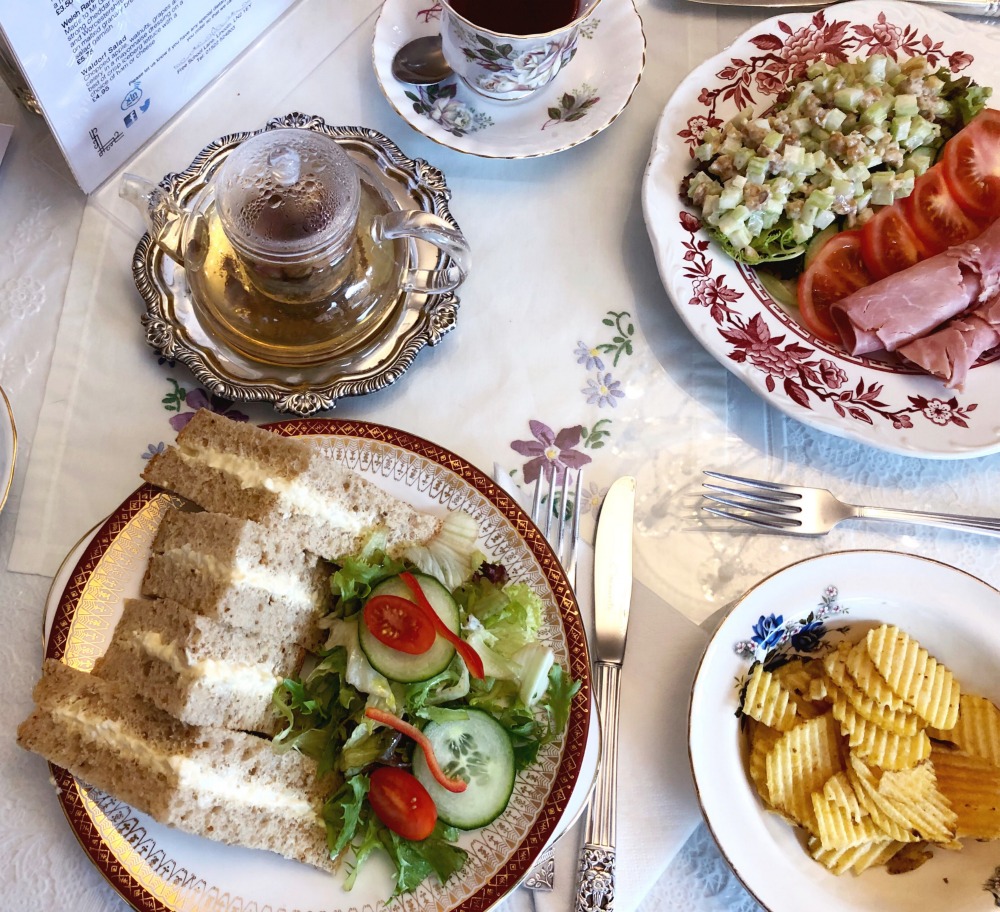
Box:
<box><xmin>439</xmin><ymin>0</ymin><xmax>602</xmax><ymax>102</ymax></box>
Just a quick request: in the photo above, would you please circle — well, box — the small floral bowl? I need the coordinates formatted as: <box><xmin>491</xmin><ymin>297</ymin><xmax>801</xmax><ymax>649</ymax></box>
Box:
<box><xmin>440</xmin><ymin>0</ymin><xmax>603</xmax><ymax>102</ymax></box>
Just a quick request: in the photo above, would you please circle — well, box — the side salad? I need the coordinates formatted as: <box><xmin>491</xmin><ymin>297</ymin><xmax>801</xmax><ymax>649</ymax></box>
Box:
<box><xmin>682</xmin><ymin>53</ymin><xmax>991</xmax><ymax>266</ymax></box>
<box><xmin>270</xmin><ymin>531</ymin><xmax>580</xmax><ymax>897</ymax></box>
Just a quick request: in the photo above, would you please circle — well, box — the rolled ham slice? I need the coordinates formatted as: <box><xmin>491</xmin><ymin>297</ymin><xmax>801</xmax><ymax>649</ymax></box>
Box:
<box><xmin>897</xmin><ymin>292</ymin><xmax>1000</xmax><ymax>390</ymax></box>
<box><xmin>830</xmin><ymin>218</ymin><xmax>1000</xmax><ymax>356</ymax></box>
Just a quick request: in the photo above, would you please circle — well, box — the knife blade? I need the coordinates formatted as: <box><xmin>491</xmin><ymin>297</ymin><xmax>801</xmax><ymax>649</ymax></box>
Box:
<box><xmin>574</xmin><ymin>475</ymin><xmax>635</xmax><ymax>912</ymax></box>
<box><xmin>685</xmin><ymin>0</ymin><xmax>1000</xmax><ymax>15</ymax></box>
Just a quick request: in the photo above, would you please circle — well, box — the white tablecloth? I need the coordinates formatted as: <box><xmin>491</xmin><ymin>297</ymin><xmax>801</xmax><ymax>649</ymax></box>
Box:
<box><xmin>3</xmin><ymin>0</ymin><xmax>1000</xmax><ymax>910</ymax></box>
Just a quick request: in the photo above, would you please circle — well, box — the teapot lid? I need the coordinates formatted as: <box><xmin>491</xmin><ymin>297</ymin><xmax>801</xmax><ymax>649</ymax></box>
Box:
<box><xmin>214</xmin><ymin>128</ymin><xmax>360</xmax><ymax>262</ymax></box>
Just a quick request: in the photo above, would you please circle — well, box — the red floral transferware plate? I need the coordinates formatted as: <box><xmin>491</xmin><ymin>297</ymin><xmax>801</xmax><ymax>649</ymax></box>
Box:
<box><xmin>41</xmin><ymin>419</ymin><xmax>592</xmax><ymax>912</ymax></box>
<box><xmin>642</xmin><ymin>0</ymin><xmax>1000</xmax><ymax>459</ymax></box>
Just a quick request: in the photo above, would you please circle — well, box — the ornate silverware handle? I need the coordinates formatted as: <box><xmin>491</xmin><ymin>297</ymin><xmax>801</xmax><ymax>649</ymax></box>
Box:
<box><xmin>916</xmin><ymin>0</ymin><xmax>1000</xmax><ymax>15</ymax></box>
<box><xmin>574</xmin><ymin>660</ymin><xmax>621</xmax><ymax>912</ymax></box>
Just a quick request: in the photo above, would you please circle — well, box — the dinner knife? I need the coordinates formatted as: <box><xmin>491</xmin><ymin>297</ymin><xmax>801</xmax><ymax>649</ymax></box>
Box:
<box><xmin>574</xmin><ymin>475</ymin><xmax>636</xmax><ymax>912</ymax></box>
<box><xmin>685</xmin><ymin>0</ymin><xmax>1000</xmax><ymax>15</ymax></box>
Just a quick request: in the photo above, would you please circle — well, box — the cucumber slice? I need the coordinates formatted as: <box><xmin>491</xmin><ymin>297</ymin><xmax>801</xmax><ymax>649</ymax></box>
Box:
<box><xmin>358</xmin><ymin>574</ymin><xmax>459</xmax><ymax>683</ymax></box>
<box><xmin>412</xmin><ymin>710</ymin><xmax>515</xmax><ymax>829</ymax></box>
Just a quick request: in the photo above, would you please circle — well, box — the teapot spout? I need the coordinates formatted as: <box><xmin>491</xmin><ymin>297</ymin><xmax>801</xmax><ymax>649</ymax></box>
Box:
<box><xmin>120</xmin><ymin>172</ymin><xmax>191</xmax><ymax>266</ymax></box>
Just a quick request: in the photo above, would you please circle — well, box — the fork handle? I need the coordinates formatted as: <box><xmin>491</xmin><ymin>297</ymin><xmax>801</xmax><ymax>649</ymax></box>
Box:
<box><xmin>855</xmin><ymin>505</ymin><xmax>1000</xmax><ymax>536</ymax></box>
<box><xmin>574</xmin><ymin>661</ymin><xmax>620</xmax><ymax>911</ymax></box>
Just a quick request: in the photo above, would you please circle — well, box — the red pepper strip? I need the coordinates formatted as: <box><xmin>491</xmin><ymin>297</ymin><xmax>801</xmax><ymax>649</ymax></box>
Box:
<box><xmin>399</xmin><ymin>571</ymin><xmax>486</xmax><ymax>680</ymax></box>
<box><xmin>365</xmin><ymin>706</ymin><xmax>467</xmax><ymax>793</ymax></box>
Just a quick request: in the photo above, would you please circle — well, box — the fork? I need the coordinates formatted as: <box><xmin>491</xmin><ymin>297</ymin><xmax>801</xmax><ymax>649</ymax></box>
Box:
<box><xmin>702</xmin><ymin>470</ymin><xmax>1000</xmax><ymax>537</ymax></box>
<box><xmin>522</xmin><ymin>465</ymin><xmax>583</xmax><ymax>892</ymax></box>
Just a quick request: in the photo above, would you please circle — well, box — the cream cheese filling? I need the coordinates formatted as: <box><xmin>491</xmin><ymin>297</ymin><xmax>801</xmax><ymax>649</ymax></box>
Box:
<box><xmin>163</xmin><ymin>543</ymin><xmax>316</xmax><ymax>607</ymax></box>
<box><xmin>137</xmin><ymin>632</ymin><xmax>280</xmax><ymax>701</ymax></box>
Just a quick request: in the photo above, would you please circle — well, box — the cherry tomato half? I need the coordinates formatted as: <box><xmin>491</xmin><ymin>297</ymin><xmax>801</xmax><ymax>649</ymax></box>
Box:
<box><xmin>363</xmin><ymin>594</ymin><xmax>436</xmax><ymax>655</ymax></box>
<box><xmin>859</xmin><ymin>196</ymin><xmax>931</xmax><ymax>281</ymax></box>
<box><xmin>368</xmin><ymin>766</ymin><xmax>437</xmax><ymax>841</ymax></box>
<box><xmin>908</xmin><ymin>163</ymin><xmax>984</xmax><ymax>255</ymax></box>
<box><xmin>942</xmin><ymin>107</ymin><xmax>1000</xmax><ymax>221</ymax></box>
<box><xmin>797</xmin><ymin>229</ymin><xmax>872</xmax><ymax>344</ymax></box>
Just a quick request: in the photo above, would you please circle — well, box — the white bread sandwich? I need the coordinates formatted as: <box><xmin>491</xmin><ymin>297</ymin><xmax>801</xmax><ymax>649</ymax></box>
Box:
<box><xmin>142</xmin><ymin>410</ymin><xmax>479</xmax><ymax>588</ymax></box>
<box><xmin>142</xmin><ymin>506</ymin><xmax>328</xmax><ymax>650</ymax></box>
<box><xmin>93</xmin><ymin>597</ymin><xmax>301</xmax><ymax>733</ymax></box>
<box><xmin>17</xmin><ymin>660</ymin><xmax>339</xmax><ymax>873</ymax></box>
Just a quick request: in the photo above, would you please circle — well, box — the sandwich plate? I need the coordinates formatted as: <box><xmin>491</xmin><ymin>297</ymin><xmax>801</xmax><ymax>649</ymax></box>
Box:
<box><xmin>688</xmin><ymin>549</ymin><xmax>1000</xmax><ymax>912</ymax></box>
<box><xmin>642</xmin><ymin>0</ymin><xmax>1000</xmax><ymax>458</ymax></box>
<box><xmin>42</xmin><ymin>419</ymin><xmax>594</xmax><ymax>912</ymax></box>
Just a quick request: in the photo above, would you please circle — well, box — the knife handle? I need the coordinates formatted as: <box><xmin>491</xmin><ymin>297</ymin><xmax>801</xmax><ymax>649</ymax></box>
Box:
<box><xmin>574</xmin><ymin>660</ymin><xmax>621</xmax><ymax>912</ymax></box>
<box><xmin>913</xmin><ymin>0</ymin><xmax>1000</xmax><ymax>15</ymax></box>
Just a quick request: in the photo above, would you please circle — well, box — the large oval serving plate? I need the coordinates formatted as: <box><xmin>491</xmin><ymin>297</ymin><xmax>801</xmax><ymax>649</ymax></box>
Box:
<box><xmin>643</xmin><ymin>0</ymin><xmax>1000</xmax><ymax>458</ymax></box>
<box><xmin>43</xmin><ymin>418</ymin><xmax>593</xmax><ymax>912</ymax></box>
<box><xmin>689</xmin><ymin>550</ymin><xmax>1000</xmax><ymax>912</ymax></box>
<box><xmin>0</xmin><ymin>385</ymin><xmax>14</xmax><ymax>514</ymax></box>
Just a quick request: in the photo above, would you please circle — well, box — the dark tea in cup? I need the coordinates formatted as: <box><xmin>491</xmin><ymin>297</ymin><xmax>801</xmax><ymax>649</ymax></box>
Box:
<box><xmin>446</xmin><ymin>0</ymin><xmax>581</xmax><ymax>36</ymax></box>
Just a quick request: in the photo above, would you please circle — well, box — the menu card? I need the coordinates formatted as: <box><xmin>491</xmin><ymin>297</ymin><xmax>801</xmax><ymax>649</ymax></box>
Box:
<box><xmin>0</xmin><ymin>0</ymin><xmax>297</xmax><ymax>193</ymax></box>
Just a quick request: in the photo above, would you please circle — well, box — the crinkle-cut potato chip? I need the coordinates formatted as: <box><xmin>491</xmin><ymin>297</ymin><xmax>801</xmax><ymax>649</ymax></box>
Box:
<box><xmin>833</xmin><ymin>698</ymin><xmax>932</xmax><ymax>771</ymax></box>
<box><xmin>807</xmin><ymin>834</ymin><xmax>902</xmax><ymax>875</ymax></box>
<box><xmin>844</xmin><ymin>640</ymin><xmax>909</xmax><ymax>714</ymax></box>
<box><xmin>866</xmin><ymin>625</ymin><xmax>961</xmax><ymax>730</ymax></box>
<box><xmin>747</xmin><ymin>720</ymin><xmax>782</xmax><ymax>806</ymax></box>
<box><xmin>946</xmin><ymin>693</ymin><xmax>1000</xmax><ymax>764</ymax></box>
<box><xmin>847</xmin><ymin>754</ymin><xmax>959</xmax><ymax>847</ymax></box>
<box><xmin>824</xmin><ymin>645</ymin><xmax>919</xmax><ymax>735</ymax></box>
<box><xmin>812</xmin><ymin>785</ymin><xmax>883</xmax><ymax>851</ymax></box>
<box><xmin>773</xmin><ymin>659</ymin><xmax>826</xmax><ymax>718</ymax></box>
<box><xmin>823</xmin><ymin>770</ymin><xmax>865</xmax><ymax>820</ymax></box>
<box><xmin>931</xmin><ymin>746</ymin><xmax>1000</xmax><ymax>840</ymax></box>
<box><xmin>766</xmin><ymin>712</ymin><xmax>843</xmax><ymax>833</ymax></box>
<box><xmin>742</xmin><ymin>664</ymin><xmax>798</xmax><ymax>731</ymax></box>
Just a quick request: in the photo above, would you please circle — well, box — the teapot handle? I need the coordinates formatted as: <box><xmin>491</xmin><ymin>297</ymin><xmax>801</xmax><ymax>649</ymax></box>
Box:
<box><xmin>372</xmin><ymin>210</ymin><xmax>471</xmax><ymax>294</ymax></box>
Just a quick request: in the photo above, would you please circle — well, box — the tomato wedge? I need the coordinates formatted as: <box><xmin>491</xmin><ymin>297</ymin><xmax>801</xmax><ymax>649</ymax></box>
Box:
<box><xmin>908</xmin><ymin>163</ymin><xmax>985</xmax><ymax>255</ymax></box>
<box><xmin>368</xmin><ymin>766</ymin><xmax>437</xmax><ymax>841</ymax></box>
<box><xmin>942</xmin><ymin>107</ymin><xmax>1000</xmax><ymax>221</ymax></box>
<box><xmin>859</xmin><ymin>196</ymin><xmax>931</xmax><ymax>281</ymax></box>
<box><xmin>797</xmin><ymin>230</ymin><xmax>872</xmax><ymax>344</ymax></box>
<box><xmin>399</xmin><ymin>571</ymin><xmax>485</xmax><ymax>680</ymax></box>
<box><xmin>363</xmin><ymin>594</ymin><xmax>436</xmax><ymax>655</ymax></box>
<box><xmin>365</xmin><ymin>706</ymin><xmax>467</xmax><ymax>793</ymax></box>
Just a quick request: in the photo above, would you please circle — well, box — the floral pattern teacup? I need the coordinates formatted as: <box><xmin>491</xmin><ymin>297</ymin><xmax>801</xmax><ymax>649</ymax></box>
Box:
<box><xmin>440</xmin><ymin>0</ymin><xmax>602</xmax><ymax>102</ymax></box>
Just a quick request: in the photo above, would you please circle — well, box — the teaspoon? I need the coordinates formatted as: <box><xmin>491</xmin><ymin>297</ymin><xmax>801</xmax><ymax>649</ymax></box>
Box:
<box><xmin>390</xmin><ymin>35</ymin><xmax>453</xmax><ymax>85</ymax></box>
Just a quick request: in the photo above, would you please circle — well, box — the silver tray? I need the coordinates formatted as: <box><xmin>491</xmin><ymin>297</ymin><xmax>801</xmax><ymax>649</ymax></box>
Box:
<box><xmin>130</xmin><ymin>113</ymin><xmax>464</xmax><ymax>416</ymax></box>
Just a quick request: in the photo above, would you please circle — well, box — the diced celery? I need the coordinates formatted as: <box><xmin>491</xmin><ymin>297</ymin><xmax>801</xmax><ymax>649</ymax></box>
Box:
<box><xmin>860</xmin><ymin>97</ymin><xmax>892</xmax><ymax>126</ymax></box>
<box><xmin>890</xmin><ymin>116</ymin><xmax>911</xmax><ymax>142</ymax></box>
<box><xmin>834</xmin><ymin>86</ymin><xmax>863</xmax><ymax>112</ymax></box>
<box><xmin>717</xmin><ymin>186</ymin><xmax>742</xmax><ymax>210</ymax></box>
<box><xmin>870</xmin><ymin>172</ymin><xmax>895</xmax><ymax>206</ymax></box>
<box><xmin>814</xmin><ymin>208</ymin><xmax>836</xmax><ymax>231</ymax></box>
<box><xmin>824</xmin><ymin>108</ymin><xmax>848</xmax><ymax>132</ymax></box>
<box><xmin>894</xmin><ymin>94</ymin><xmax>919</xmax><ymax>117</ymax></box>
<box><xmin>865</xmin><ymin>55</ymin><xmax>887</xmax><ymax>83</ymax></box>
<box><xmin>894</xmin><ymin>169</ymin><xmax>915</xmax><ymax>198</ymax></box>
<box><xmin>792</xmin><ymin>220</ymin><xmax>814</xmax><ymax>244</ymax></box>
<box><xmin>745</xmin><ymin>156</ymin><xmax>769</xmax><ymax>185</ymax></box>
<box><xmin>903</xmin><ymin>147</ymin><xmax>934</xmax><ymax>176</ymax></box>
<box><xmin>721</xmin><ymin>134</ymin><xmax>742</xmax><ymax>155</ymax></box>
<box><xmin>694</xmin><ymin>142</ymin><xmax>714</xmax><ymax>162</ymax></box>
<box><xmin>760</xmin><ymin>130</ymin><xmax>783</xmax><ymax>152</ymax></box>
<box><xmin>831</xmin><ymin>177</ymin><xmax>854</xmax><ymax>200</ymax></box>
<box><xmin>725</xmin><ymin>225</ymin><xmax>753</xmax><ymax>250</ymax></box>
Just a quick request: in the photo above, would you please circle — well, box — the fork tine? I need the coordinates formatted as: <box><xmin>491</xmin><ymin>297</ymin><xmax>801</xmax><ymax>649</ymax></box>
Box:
<box><xmin>702</xmin><ymin>481</ymin><xmax>800</xmax><ymax>506</ymax></box>
<box><xmin>703</xmin><ymin>471</ymin><xmax>802</xmax><ymax>501</ymax></box>
<box><xmin>567</xmin><ymin>469</ymin><xmax>583</xmax><ymax>588</ymax></box>
<box><xmin>702</xmin><ymin>491</ymin><xmax>802</xmax><ymax>516</ymax></box>
<box><xmin>702</xmin><ymin>504</ymin><xmax>802</xmax><ymax>530</ymax></box>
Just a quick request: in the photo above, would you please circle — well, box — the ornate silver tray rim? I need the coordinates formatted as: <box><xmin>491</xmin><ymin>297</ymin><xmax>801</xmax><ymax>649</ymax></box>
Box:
<box><xmin>130</xmin><ymin>112</ymin><xmax>464</xmax><ymax>416</ymax></box>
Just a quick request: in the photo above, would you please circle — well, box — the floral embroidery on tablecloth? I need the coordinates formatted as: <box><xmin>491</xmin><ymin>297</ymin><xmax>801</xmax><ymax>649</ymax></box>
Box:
<box><xmin>144</xmin><ymin>380</ymin><xmax>248</xmax><ymax>460</ymax></box>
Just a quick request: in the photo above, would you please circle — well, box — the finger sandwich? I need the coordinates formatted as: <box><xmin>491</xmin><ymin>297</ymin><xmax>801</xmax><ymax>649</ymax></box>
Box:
<box><xmin>93</xmin><ymin>597</ymin><xmax>302</xmax><ymax>734</ymax></box>
<box><xmin>142</xmin><ymin>506</ymin><xmax>328</xmax><ymax>650</ymax></box>
<box><xmin>17</xmin><ymin>660</ymin><xmax>339</xmax><ymax>873</ymax></box>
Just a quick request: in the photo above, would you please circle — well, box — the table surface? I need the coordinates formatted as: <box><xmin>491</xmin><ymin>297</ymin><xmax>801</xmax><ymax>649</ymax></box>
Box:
<box><xmin>2</xmin><ymin>1</ymin><xmax>999</xmax><ymax>910</ymax></box>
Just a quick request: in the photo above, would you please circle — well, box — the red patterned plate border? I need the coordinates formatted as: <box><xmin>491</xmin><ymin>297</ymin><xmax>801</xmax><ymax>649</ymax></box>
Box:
<box><xmin>642</xmin><ymin>0</ymin><xmax>1000</xmax><ymax>458</ymax></box>
<box><xmin>43</xmin><ymin>418</ymin><xmax>592</xmax><ymax>912</ymax></box>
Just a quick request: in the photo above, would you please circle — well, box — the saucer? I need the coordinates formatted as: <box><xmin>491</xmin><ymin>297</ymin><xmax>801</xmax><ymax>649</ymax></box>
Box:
<box><xmin>372</xmin><ymin>0</ymin><xmax>646</xmax><ymax>158</ymax></box>
<box><xmin>131</xmin><ymin>114</ymin><xmax>466</xmax><ymax>417</ymax></box>
<box><xmin>0</xmin><ymin>385</ymin><xmax>15</xmax><ymax>514</ymax></box>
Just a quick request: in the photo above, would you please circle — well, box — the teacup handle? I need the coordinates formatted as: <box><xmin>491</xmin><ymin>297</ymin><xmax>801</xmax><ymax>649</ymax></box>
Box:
<box><xmin>372</xmin><ymin>210</ymin><xmax>471</xmax><ymax>294</ymax></box>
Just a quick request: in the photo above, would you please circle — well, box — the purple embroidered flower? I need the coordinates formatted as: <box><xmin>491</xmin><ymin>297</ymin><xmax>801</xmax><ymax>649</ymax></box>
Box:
<box><xmin>142</xmin><ymin>442</ymin><xmax>166</xmax><ymax>461</ymax></box>
<box><xmin>169</xmin><ymin>389</ymin><xmax>250</xmax><ymax>432</ymax></box>
<box><xmin>584</xmin><ymin>373</ymin><xmax>625</xmax><ymax>408</ymax></box>
<box><xmin>581</xmin><ymin>481</ymin><xmax>607</xmax><ymax>518</ymax></box>
<box><xmin>575</xmin><ymin>341</ymin><xmax>605</xmax><ymax>371</ymax></box>
<box><xmin>511</xmin><ymin>420</ymin><xmax>592</xmax><ymax>485</ymax></box>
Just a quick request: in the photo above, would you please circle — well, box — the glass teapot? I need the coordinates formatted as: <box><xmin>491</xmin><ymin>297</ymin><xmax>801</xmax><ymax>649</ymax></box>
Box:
<box><xmin>121</xmin><ymin>127</ymin><xmax>471</xmax><ymax>367</ymax></box>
